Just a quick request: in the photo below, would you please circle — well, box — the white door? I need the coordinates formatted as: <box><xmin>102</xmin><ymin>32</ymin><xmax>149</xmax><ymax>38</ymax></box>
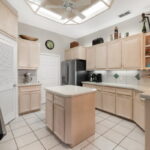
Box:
<box><xmin>38</xmin><ymin>53</ymin><xmax>60</xmax><ymax>103</ymax></box>
<box><xmin>0</xmin><ymin>34</ymin><xmax>17</xmax><ymax>124</ymax></box>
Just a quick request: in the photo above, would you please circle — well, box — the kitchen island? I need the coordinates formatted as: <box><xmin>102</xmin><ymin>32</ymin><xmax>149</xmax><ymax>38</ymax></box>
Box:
<box><xmin>45</xmin><ymin>85</ymin><xmax>96</xmax><ymax>147</ymax></box>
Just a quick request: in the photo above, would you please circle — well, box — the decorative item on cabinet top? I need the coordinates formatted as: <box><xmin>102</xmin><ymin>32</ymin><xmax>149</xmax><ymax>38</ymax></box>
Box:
<box><xmin>70</xmin><ymin>41</ymin><xmax>79</xmax><ymax>48</ymax></box>
<box><xmin>92</xmin><ymin>37</ymin><xmax>104</xmax><ymax>45</ymax></box>
<box><xmin>19</xmin><ymin>35</ymin><xmax>38</xmax><ymax>41</ymax></box>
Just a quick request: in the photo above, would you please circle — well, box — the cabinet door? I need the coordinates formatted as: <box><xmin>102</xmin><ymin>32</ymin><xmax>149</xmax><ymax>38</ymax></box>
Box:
<box><xmin>54</xmin><ymin>104</ymin><xmax>65</xmax><ymax>141</ymax></box>
<box><xmin>0</xmin><ymin>1</ymin><xmax>18</xmax><ymax>38</ymax></box>
<box><xmin>65</xmin><ymin>50</ymin><xmax>72</xmax><ymax>60</ymax></box>
<box><xmin>29</xmin><ymin>42</ymin><xmax>40</xmax><ymax>69</ymax></box>
<box><xmin>18</xmin><ymin>39</ymin><xmax>30</xmax><ymax>69</ymax></box>
<box><xmin>86</xmin><ymin>46</ymin><xmax>96</xmax><ymax>70</ymax></box>
<box><xmin>133</xmin><ymin>92</ymin><xmax>145</xmax><ymax>130</ymax></box>
<box><xmin>19</xmin><ymin>92</ymin><xmax>30</xmax><ymax>114</ymax></box>
<box><xmin>107</xmin><ymin>39</ymin><xmax>122</xmax><ymax>69</ymax></box>
<box><xmin>96</xmin><ymin>43</ymin><xmax>107</xmax><ymax>69</ymax></box>
<box><xmin>96</xmin><ymin>91</ymin><xmax>102</xmax><ymax>109</ymax></box>
<box><xmin>46</xmin><ymin>100</ymin><xmax>53</xmax><ymax>131</ymax></box>
<box><xmin>71</xmin><ymin>47</ymin><xmax>86</xmax><ymax>60</ymax></box>
<box><xmin>122</xmin><ymin>34</ymin><xmax>143</xmax><ymax>69</ymax></box>
<box><xmin>102</xmin><ymin>92</ymin><xmax>116</xmax><ymax>114</ymax></box>
<box><xmin>116</xmin><ymin>94</ymin><xmax>133</xmax><ymax>119</ymax></box>
<box><xmin>30</xmin><ymin>91</ymin><xmax>41</xmax><ymax>111</ymax></box>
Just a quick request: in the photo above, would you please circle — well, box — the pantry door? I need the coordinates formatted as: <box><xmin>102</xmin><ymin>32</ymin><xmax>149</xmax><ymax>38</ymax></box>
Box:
<box><xmin>0</xmin><ymin>33</ymin><xmax>17</xmax><ymax>124</ymax></box>
<box><xmin>38</xmin><ymin>53</ymin><xmax>60</xmax><ymax>103</ymax></box>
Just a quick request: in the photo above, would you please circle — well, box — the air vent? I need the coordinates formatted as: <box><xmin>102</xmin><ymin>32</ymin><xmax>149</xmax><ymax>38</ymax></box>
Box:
<box><xmin>119</xmin><ymin>11</ymin><xmax>131</xmax><ymax>18</ymax></box>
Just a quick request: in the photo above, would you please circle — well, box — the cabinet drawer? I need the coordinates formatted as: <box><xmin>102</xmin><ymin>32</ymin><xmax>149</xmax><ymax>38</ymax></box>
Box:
<box><xmin>116</xmin><ymin>88</ymin><xmax>132</xmax><ymax>96</ymax></box>
<box><xmin>103</xmin><ymin>86</ymin><xmax>116</xmax><ymax>93</ymax></box>
<box><xmin>54</xmin><ymin>96</ymin><xmax>65</xmax><ymax>107</ymax></box>
<box><xmin>46</xmin><ymin>92</ymin><xmax>53</xmax><ymax>101</ymax></box>
<box><xmin>19</xmin><ymin>86</ymin><xmax>41</xmax><ymax>92</ymax></box>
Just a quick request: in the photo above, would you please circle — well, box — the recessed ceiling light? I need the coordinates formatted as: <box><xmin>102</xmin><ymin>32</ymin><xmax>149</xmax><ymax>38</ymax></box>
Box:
<box><xmin>82</xmin><ymin>1</ymin><xmax>108</xmax><ymax>17</ymax></box>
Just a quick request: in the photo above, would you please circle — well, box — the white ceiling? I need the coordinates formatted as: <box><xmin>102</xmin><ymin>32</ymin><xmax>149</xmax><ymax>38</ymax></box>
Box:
<box><xmin>6</xmin><ymin>0</ymin><xmax>150</xmax><ymax>39</ymax></box>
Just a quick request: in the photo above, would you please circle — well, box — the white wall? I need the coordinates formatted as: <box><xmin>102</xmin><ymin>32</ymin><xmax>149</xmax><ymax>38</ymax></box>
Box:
<box><xmin>19</xmin><ymin>23</ymin><xmax>75</xmax><ymax>61</ymax></box>
<box><xmin>78</xmin><ymin>15</ymin><xmax>145</xmax><ymax>46</ymax></box>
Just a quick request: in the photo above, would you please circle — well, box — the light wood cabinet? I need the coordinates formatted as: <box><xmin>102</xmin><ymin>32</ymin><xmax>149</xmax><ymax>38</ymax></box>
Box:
<box><xmin>102</xmin><ymin>92</ymin><xmax>116</xmax><ymax>114</ymax></box>
<box><xmin>46</xmin><ymin>90</ymin><xmax>95</xmax><ymax>147</ymax></box>
<box><xmin>46</xmin><ymin>100</ymin><xmax>53</xmax><ymax>130</ymax></box>
<box><xmin>116</xmin><ymin>94</ymin><xmax>133</xmax><ymax>119</ymax></box>
<box><xmin>18</xmin><ymin>38</ymin><xmax>40</xmax><ymax>69</ymax></box>
<box><xmin>30</xmin><ymin>91</ymin><xmax>41</xmax><ymax>111</ymax></box>
<box><xmin>96</xmin><ymin>91</ymin><xmax>103</xmax><ymax>109</ymax></box>
<box><xmin>96</xmin><ymin>43</ymin><xmax>107</xmax><ymax>69</ymax></box>
<box><xmin>107</xmin><ymin>39</ymin><xmax>122</xmax><ymax>69</ymax></box>
<box><xmin>54</xmin><ymin>104</ymin><xmax>65</xmax><ymax>141</ymax></box>
<box><xmin>19</xmin><ymin>92</ymin><xmax>31</xmax><ymax>114</ymax></box>
<box><xmin>0</xmin><ymin>1</ymin><xmax>18</xmax><ymax>38</ymax></box>
<box><xmin>65</xmin><ymin>46</ymin><xmax>86</xmax><ymax>60</ymax></box>
<box><xmin>133</xmin><ymin>92</ymin><xmax>145</xmax><ymax>130</ymax></box>
<box><xmin>19</xmin><ymin>85</ymin><xmax>41</xmax><ymax>114</ymax></box>
<box><xmin>86</xmin><ymin>46</ymin><xmax>96</xmax><ymax>70</ymax></box>
<box><xmin>122</xmin><ymin>34</ymin><xmax>143</xmax><ymax>69</ymax></box>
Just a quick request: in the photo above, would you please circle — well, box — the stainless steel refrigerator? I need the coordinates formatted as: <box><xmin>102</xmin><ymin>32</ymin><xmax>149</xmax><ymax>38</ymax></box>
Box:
<box><xmin>61</xmin><ymin>59</ymin><xmax>89</xmax><ymax>86</ymax></box>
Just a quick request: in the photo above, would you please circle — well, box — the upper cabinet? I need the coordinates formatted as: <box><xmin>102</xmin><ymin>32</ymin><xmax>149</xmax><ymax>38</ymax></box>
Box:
<box><xmin>122</xmin><ymin>33</ymin><xmax>143</xmax><ymax>69</ymax></box>
<box><xmin>0</xmin><ymin>1</ymin><xmax>18</xmax><ymax>38</ymax></box>
<box><xmin>18</xmin><ymin>38</ymin><xmax>40</xmax><ymax>69</ymax></box>
<box><xmin>65</xmin><ymin>46</ymin><xmax>86</xmax><ymax>60</ymax></box>
<box><xmin>86</xmin><ymin>33</ymin><xmax>144</xmax><ymax>70</ymax></box>
<box><xmin>86</xmin><ymin>46</ymin><xmax>96</xmax><ymax>70</ymax></box>
<box><xmin>107</xmin><ymin>39</ymin><xmax>122</xmax><ymax>69</ymax></box>
<box><xmin>96</xmin><ymin>43</ymin><xmax>107</xmax><ymax>69</ymax></box>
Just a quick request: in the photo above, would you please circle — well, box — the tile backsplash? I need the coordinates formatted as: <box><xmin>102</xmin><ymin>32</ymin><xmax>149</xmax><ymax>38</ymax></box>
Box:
<box><xmin>18</xmin><ymin>70</ymin><xmax>38</xmax><ymax>84</ymax></box>
<box><xmin>94</xmin><ymin>70</ymin><xmax>150</xmax><ymax>87</ymax></box>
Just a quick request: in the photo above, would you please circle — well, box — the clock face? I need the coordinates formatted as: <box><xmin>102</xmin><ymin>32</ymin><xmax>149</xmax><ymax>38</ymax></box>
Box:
<box><xmin>45</xmin><ymin>40</ymin><xmax>54</xmax><ymax>50</ymax></box>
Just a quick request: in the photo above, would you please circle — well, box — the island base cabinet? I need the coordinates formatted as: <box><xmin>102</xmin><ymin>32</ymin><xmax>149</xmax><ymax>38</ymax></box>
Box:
<box><xmin>116</xmin><ymin>94</ymin><xmax>133</xmax><ymax>119</ymax></box>
<box><xmin>46</xmin><ymin>100</ymin><xmax>53</xmax><ymax>131</ymax></box>
<box><xmin>54</xmin><ymin>104</ymin><xmax>65</xmax><ymax>141</ymax></box>
<box><xmin>133</xmin><ymin>92</ymin><xmax>145</xmax><ymax>130</ymax></box>
<box><xmin>96</xmin><ymin>91</ymin><xmax>102</xmax><ymax>109</ymax></box>
<box><xmin>102</xmin><ymin>92</ymin><xmax>116</xmax><ymax>114</ymax></box>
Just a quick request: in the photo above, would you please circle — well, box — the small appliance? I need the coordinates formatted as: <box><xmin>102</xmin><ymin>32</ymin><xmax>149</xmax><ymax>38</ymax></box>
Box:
<box><xmin>91</xmin><ymin>73</ymin><xmax>102</xmax><ymax>82</ymax></box>
<box><xmin>23</xmin><ymin>73</ymin><xmax>32</xmax><ymax>83</ymax></box>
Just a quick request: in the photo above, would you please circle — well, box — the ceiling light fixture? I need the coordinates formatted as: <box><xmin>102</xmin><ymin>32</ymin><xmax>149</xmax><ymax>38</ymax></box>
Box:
<box><xmin>26</xmin><ymin>0</ymin><xmax>114</xmax><ymax>25</ymax></box>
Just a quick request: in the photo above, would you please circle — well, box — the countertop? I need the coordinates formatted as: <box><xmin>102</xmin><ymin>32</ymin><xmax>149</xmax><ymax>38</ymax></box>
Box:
<box><xmin>18</xmin><ymin>83</ymin><xmax>41</xmax><ymax>87</ymax></box>
<box><xmin>45</xmin><ymin>85</ymin><xmax>97</xmax><ymax>97</ymax></box>
<box><xmin>82</xmin><ymin>82</ymin><xmax>150</xmax><ymax>100</ymax></box>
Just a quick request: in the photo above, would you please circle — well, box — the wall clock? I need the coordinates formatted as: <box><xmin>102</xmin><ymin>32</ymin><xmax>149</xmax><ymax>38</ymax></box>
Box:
<box><xmin>45</xmin><ymin>40</ymin><xmax>54</xmax><ymax>50</ymax></box>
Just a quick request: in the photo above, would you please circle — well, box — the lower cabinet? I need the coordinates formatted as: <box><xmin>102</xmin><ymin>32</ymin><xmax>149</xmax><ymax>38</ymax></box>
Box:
<box><xmin>96</xmin><ymin>91</ymin><xmax>103</xmax><ymax>109</ymax></box>
<box><xmin>19</xmin><ymin>86</ymin><xmax>41</xmax><ymax>114</ymax></box>
<box><xmin>54</xmin><ymin>104</ymin><xmax>65</xmax><ymax>141</ymax></box>
<box><xmin>19</xmin><ymin>92</ymin><xmax>31</xmax><ymax>113</ymax></box>
<box><xmin>116</xmin><ymin>94</ymin><xmax>133</xmax><ymax>119</ymax></box>
<box><xmin>46</xmin><ymin>100</ymin><xmax>53</xmax><ymax>131</ymax></box>
<box><xmin>102</xmin><ymin>92</ymin><xmax>116</xmax><ymax>114</ymax></box>
<box><xmin>133</xmin><ymin>92</ymin><xmax>145</xmax><ymax>130</ymax></box>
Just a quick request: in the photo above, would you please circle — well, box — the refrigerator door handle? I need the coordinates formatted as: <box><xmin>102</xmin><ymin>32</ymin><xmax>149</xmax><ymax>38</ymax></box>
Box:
<box><xmin>67</xmin><ymin>65</ymin><xmax>69</xmax><ymax>84</ymax></box>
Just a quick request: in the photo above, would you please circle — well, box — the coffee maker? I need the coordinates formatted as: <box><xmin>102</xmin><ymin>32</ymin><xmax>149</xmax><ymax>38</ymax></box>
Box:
<box><xmin>91</xmin><ymin>73</ymin><xmax>102</xmax><ymax>82</ymax></box>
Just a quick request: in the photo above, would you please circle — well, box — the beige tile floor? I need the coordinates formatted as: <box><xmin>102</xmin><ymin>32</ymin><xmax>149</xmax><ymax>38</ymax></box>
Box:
<box><xmin>0</xmin><ymin>105</ymin><xmax>145</xmax><ymax>150</ymax></box>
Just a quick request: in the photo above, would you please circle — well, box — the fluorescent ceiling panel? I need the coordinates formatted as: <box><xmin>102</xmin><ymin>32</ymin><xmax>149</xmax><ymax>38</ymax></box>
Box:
<box><xmin>26</xmin><ymin>0</ymin><xmax>113</xmax><ymax>25</ymax></box>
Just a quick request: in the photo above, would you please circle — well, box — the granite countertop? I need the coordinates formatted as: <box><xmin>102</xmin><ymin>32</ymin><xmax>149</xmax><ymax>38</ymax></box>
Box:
<box><xmin>82</xmin><ymin>82</ymin><xmax>150</xmax><ymax>100</ymax></box>
<box><xmin>18</xmin><ymin>83</ymin><xmax>41</xmax><ymax>87</ymax></box>
<box><xmin>45</xmin><ymin>85</ymin><xmax>97</xmax><ymax>97</ymax></box>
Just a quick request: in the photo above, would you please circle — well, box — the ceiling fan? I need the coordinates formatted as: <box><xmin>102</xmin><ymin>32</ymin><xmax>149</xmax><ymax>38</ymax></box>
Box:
<box><xmin>41</xmin><ymin>0</ymin><xmax>91</xmax><ymax>20</ymax></box>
